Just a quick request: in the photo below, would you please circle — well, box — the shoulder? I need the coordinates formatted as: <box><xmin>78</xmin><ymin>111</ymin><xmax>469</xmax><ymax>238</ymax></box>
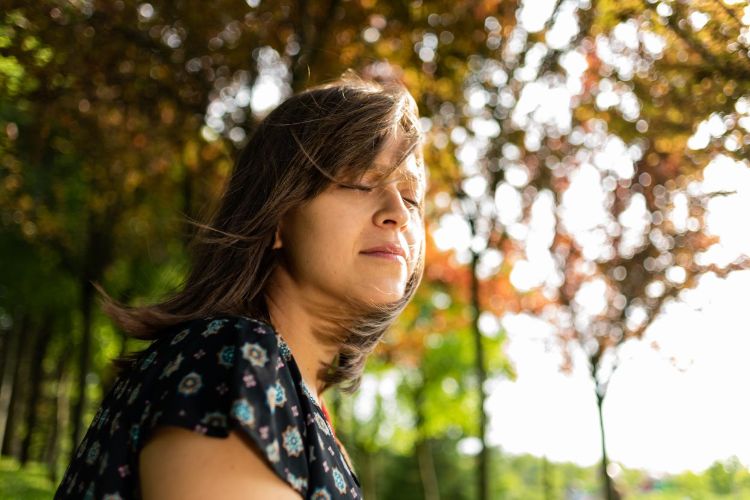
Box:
<box><xmin>133</xmin><ymin>314</ymin><xmax>287</xmax><ymax>437</ymax></box>
<box><xmin>166</xmin><ymin>314</ymin><xmax>277</xmax><ymax>347</ymax></box>
<box><xmin>132</xmin><ymin>314</ymin><xmax>282</xmax><ymax>392</ymax></box>
<box><xmin>150</xmin><ymin>314</ymin><xmax>282</xmax><ymax>368</ymax></box>
<box><xmin>137</xmin><ymin>314</ymin><xmax>310</xmax><ymax>496</ymax></box>
<box><xmin>139</xmin><ymin>427</ymin><xmax>303</xmax><ymax>500</ymax></box>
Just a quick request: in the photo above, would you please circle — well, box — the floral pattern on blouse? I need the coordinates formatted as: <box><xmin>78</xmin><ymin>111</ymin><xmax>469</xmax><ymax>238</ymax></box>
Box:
<box><xmin>54</xmin><ymin>315</ymin><xmax>361</xmax><ymax>499</ymax></box>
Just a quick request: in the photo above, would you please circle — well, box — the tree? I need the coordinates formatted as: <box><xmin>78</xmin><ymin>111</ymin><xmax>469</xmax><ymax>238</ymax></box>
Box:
<box><xmin>3</xmin><ymin>2</ymin><xmax>749</xmax><ymax>497</ymax></box>
<box><xmin>455</xmin><ymin>1</ymin><xmax>750</xmax><ymax>497</ymax></box>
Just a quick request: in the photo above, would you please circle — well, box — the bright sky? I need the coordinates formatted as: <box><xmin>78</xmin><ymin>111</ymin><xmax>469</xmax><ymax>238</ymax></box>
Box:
<box><xmin>478</xmin><ymin>155</ymin><xmax>750</xmax><ymax>476</ymax></box>
<box><xmin>487</xmin><ymin>270</ymin><xmax>750</xmax><ymax>475</ymax></box>
<box><xmin>442</xmin><ymin>2</ymin><xmax>750</xmax><ymax>475</ymax></box>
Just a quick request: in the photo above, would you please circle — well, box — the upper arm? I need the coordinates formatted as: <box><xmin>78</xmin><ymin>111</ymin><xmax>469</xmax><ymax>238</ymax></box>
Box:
<box><xmin>139</xmin><ymin>426</ymin><xmax>302</xmax><ymax>500</ymax></box>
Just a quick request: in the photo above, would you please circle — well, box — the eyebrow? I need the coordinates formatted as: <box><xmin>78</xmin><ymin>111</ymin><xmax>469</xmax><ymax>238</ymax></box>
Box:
<box><xmin>371</xmin><ymin>163</ymin><xmax>425</xmax><ymax>191</ymax></box>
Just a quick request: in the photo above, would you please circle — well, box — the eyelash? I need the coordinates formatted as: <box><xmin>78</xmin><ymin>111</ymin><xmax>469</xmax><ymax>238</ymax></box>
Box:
<box><xmin>348</xmin><ymin>185</ymin><xmax>421</xmax><ymax>209</ymax></box>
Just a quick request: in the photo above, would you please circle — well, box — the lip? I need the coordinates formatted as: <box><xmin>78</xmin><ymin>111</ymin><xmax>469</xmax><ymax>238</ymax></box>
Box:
<box><xmin>360</xmin><ymin>243</ymin><xmax>407</xmax><ymax>263</ymax></box>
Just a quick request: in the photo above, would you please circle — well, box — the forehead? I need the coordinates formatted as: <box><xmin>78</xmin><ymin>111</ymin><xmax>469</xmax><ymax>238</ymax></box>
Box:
<box><xmin>370</xmin><ymin>156</ymin><xmax>425</xmax><ymax>188</ymax></box>
<box><xmin>368</xmin><ymin>131</ymin><xmax>426</xmax><ymax>184</ymax></box>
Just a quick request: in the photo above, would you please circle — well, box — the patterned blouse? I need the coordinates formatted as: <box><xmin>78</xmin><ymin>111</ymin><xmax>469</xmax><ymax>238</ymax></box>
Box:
<box><xmin>54</xmin><ymin>314</ymin><xmax>362</xmax><ymax>499</ymax></box>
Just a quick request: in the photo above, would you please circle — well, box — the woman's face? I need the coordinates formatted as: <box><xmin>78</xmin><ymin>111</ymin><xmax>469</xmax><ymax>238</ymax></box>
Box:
<box><xmin>276</xmin><ymin>133</ymin><xmax>426</xmax><ymax>306</ymax></box>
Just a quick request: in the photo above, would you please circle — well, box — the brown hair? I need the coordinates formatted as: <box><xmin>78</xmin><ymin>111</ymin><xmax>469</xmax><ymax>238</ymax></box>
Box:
<box><xmin>96</xmin><ymin>70</ymin><xmax>426</xmax><ymax>394</ymax></box>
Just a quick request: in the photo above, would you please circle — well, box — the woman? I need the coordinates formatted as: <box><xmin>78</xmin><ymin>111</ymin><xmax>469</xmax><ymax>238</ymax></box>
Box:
<box><xmin>54</xmin><ymin>71</ymin><xmax>427</xmax><ymax>500</ymax></box>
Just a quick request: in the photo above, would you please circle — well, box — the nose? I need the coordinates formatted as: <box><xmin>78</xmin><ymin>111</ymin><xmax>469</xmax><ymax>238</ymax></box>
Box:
<box><xmin>373</xmin><ymin>185</ymin><xmax>411</xmax><ymax>230</ymax></box>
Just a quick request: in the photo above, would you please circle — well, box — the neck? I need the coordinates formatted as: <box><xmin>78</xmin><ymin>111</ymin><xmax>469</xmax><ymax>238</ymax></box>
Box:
<box><xmin>263</xmin><ymin>265</ymin><xmax>340</xmax><ymax>404</ymax></box>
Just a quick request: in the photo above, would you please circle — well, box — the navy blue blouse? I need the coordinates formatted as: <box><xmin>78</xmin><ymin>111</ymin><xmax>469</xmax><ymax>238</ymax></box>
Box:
<box><xmin>54</xmin><ymin>314</ymin><xmax>361</xmax><ymax>499</ymax></box>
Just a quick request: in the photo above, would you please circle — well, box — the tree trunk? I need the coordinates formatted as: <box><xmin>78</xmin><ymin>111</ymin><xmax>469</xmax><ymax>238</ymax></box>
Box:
<box><xmin>44</xmin><ymin>353</ymin><xmax>70</xmax><ymax>485</ymax></box>
<box><xmin>362</xmin><ymin>450</ymin><xmax>377</xmax><ymax>500</ymax></box>
<box><xmin>20</xmin><ymin>315</ymin><xmax>54</xmax><ymax>465</ymax></box>
<box><xmin>413</xmin><ymin>366</ymin><xmax>440</xmax><ymax>500</ymax></box>
<box><xmin>0</xmin><ymin>311</ymin><xmax>25</xmax><ymax>452</ymax></box>
<box><xmin>416</xmin><ymin>438</ymin><xmax>440</xmax><ymax>500</ymax></box>
<box><xmin>0</xmin><ymin>319</ymin><xmax>9</xmax><ymax>387</ymax></box>
<box><xmin>596</xmin><ymin>393</ymin><xmax>619</xmax><ymax>500</ymax></box>
<box><xmin>289</xmin><ymin>0</ymin><xmax>342</xmax><ymax>93</ymax></box>
<box><xmin>470</xmin><ymin>250</ymin><xmax>489</xmax><ymax>500</ymax></box>
<box><xmin>1</xmin><ymin>314</ymin><xmax>33</xmax><ymax>458</ymax></box>
<box><xmin>69</xmin><ymin>277</ymin><xmax>95</xmax><ymax>456</ymax></box>
<box><xmin>181</xmin><ymin>164</ymin><xmax>195</xmax><ymax>248</ymax></box>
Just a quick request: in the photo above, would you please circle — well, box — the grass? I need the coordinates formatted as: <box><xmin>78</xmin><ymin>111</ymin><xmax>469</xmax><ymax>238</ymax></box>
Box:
<box><xmin>0</xmin><ymin>456</ymin><xmax>56</xmax><ymax>500</ymax></box>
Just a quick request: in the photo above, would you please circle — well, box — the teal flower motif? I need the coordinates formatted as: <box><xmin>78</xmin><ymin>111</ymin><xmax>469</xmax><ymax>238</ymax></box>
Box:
<box><xmin>240</xmin><ymin>342</ymin><xmax>268</xmax><ymax>367</ymax></box>
<box><xmin>200</xmin><ymin>411</ymin><xmax>227</xmax><ymax>428</ymax></box>
<box><xmin>83</xmin><ymin>482</ymin><xmax>95</xmax><ymax>500</ymax></box>
<box><xmin>277</xmin><ymin>336</ymin><xmax>292</xmax><ymax>361</ymax></box>
<box><xmin>159</xmin><ymin>353</ymin><xmax>184</xmax><ymax>379</ymax></box>
<box><xmin>129</xmin><ymin>424</ymin><xmax>140</xmax><ymax>449</ymax></box>
<box><xmin>177</xmin><ymin>372</ymin><xmax>203</xmax><ymax>395</ymax></box>
<box><xmin>202</xmin><ymin>318</ymin><xmax>229</xmax><ymax>337</ymax></box>
<box><xmin>139</xmin><ymin>351</ymin><xmax>157</xmax><ymax>370</ymax></box>
<box><xmin>170</xmin><ymin>328</ymin><xmax>190</xmax><ymax>345</ymax></box>
<box><xmin>113</xmin><ymin>379</ymin><xmax>129</xmax><ymax>400</ymax></box>
<box><xmin>332</xmin><ymin>467</ymin><xmax>347</xmax><ymax>494</ymax></box>
<box><xmin>265</xmin><ymin>439</ymin><xmax>280</xmax><ymax>463</ymax></box>
<box><xmin>85</xmin><ymin>440</ymin><xmax>100</xmax><ymax>465</ymax></box>
<box><xmin>95</xmin><ymin>407</ymin><xmax>110</xmax><ymax>430</ymax></box>
<box><xmin>127</xmin><ymin>383</ymin><xmax>141</xmax><ymax>405</ymax></box>
<box><xmin>282</xmin><ymin>425</ymin><xmax>304</xmax><ymax>457</ymax></box>
<box><xmin>286</xmin><ymin>471</ymin><xmax>308</xmax><ymax>492</ymax></box>
<box><xmin>231</xmin><ymin>398</ymin><xmax>256</xmax><ymax>428</ymax></box>
<box><xmin>266</xmin><ymin>381</ymin><xmax>287</xmax><ymax>412</ymax></box>
<box><xmin>314</xmin><ymin>412</ymin><xmax>331</xmax><ymax>435</ymax></box>
<box><xmin>310</xmin><ymin>487</ymin><xmax>331</xmax><ymax>500</ymax></box>
<box><xmin>109</xmin><ymin>412</ymin><xmax>121</xmax><ymax>436</ymax></box>
<box><xmin>217</xmin><ymin>345</ymin><xmax>235</xmax><ymax>367</ymax></box>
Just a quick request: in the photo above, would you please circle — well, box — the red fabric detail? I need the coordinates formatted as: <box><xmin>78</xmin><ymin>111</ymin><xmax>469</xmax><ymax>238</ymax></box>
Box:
<box><xmin>320</xmin><ymin>400</ymin><xmax>335</xmax><ymax>436</ymax></box>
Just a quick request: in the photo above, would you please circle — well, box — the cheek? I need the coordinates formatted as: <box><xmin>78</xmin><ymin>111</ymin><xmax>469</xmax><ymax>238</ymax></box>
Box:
<box><xmin>406</xmin><ymin>221</ymin><xmax>425</xmax><ymax>272</ymax></box>
<box><xmin>283</xmin><ymin>207</ymin><xmax>358</xmax><ymax>273</ymax></box>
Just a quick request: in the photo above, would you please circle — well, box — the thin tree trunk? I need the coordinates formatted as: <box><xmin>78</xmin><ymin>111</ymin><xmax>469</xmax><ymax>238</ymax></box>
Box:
<box><xmin>596</xmin><ymin>393</ymin><xmax>619</xmax><ymax>500</ymax></box>
<box><xmin>0</xmin><ymin>320</ymin><xmax>9</xmax><ymax>388</ymax></box>
<box><xmin>0</xmin><ymin>311</ymin><xmax>24</xmax><ymax>451</ymax></box>
<box><xmin>363</xmin><ymin>450</ymin><xmax>377</xmax><ymax>500</ymax></box>
<box><xmin>414</xmin><ymin>368</ymin><xmax>440</xmax><ymax>500</ymax></box>
<box><xmin>416</xmin><ymin>439</ymin><xmax>440</xmax><ymax>500</ymax></box>
<box><xmin>70</xmin><ymin>202</ymin><xmax>117</xmax><ymax>457</ymax></box>
<box><xmin>470</xmin><ymin>249</ymin><xmax>489</xmax><ymax>500</ymax></box>
<box><xmin>290</xmin><ymin>0</ymin><xmax>342</xmax><ymax>92</ymax></box>
<box><xmin>181</xmin><ymin>164</ymin><xmax>194</xmax><ymax>248</ymax></box>
<box><xmin>1</xmin><ymin>314</ymin><xmax>33</xmax><ymax>458</ymax></box>
<box><xmin>44</xmin><ymin>353</ymin><xmax>70</xmax><ymax>485</ymax></box>
<box><xmin>20</xmin><ymin>315</ymin><xmax>54</xmax><ymax>465</ymax></box>
<box><xmin>70</xmin><ymin>277</ymin><xmax>95</xmax><ymax>455</ymax></box>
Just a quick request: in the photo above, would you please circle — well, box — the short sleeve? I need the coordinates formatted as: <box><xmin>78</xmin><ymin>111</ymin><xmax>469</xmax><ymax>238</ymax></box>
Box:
<box><xmin>139</xmin><ymin>315</ymin><xmax>309</xmax><ymax>495</ymax></box>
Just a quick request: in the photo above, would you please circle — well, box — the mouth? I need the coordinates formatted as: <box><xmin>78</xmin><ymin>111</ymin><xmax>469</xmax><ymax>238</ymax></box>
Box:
<box><xmin>360</xmin><ymin>244</ymin><xmax>408</xmax><ymax>264</ymax></box>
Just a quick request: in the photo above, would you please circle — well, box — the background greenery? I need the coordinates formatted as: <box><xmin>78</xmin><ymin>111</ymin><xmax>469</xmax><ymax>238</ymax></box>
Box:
<box><xmin>2</xmin><ymin>0</ymin><xmax>749</xmax><ymax>498</ymax></box>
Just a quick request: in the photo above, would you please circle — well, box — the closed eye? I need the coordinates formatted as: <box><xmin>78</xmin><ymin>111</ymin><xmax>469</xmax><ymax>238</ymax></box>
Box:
<box><xmin>402</xmin><ymin>197</ymin><xmax>420</xmax><ymax>207</ymax></box>
<box><xmin>344</xmin><ymin>183</ymin><xmax>422</xmax><ymax>210</ymax></box>
<box><xmin>339</xmin><ymin>182</ymin><xmax>374</xmax><ymax>192</ymax></box>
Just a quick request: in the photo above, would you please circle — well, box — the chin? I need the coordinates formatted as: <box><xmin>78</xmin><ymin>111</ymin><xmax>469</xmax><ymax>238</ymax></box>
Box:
<box><xmin>363</xmin><ymin>284</ymin><xmax>408</xmax><ymax>305</ymax></box>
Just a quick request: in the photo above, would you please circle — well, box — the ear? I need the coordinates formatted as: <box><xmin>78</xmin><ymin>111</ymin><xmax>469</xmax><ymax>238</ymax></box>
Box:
<box><xmin>272</xmin><ymin>225</ymin><xmax>283</xmax><ymax>249</ymax></box>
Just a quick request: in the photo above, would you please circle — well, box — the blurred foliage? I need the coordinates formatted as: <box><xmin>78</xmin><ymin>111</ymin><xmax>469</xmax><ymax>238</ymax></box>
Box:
<box><xmin>2</xmin><ymin>0</ymin><xmax>750</xmax><ymax>498</ymax></box>
<box><xmin>4</xmin><ymin>452</ymin><xmax>750</xmax><ymax>499</ymax></box>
